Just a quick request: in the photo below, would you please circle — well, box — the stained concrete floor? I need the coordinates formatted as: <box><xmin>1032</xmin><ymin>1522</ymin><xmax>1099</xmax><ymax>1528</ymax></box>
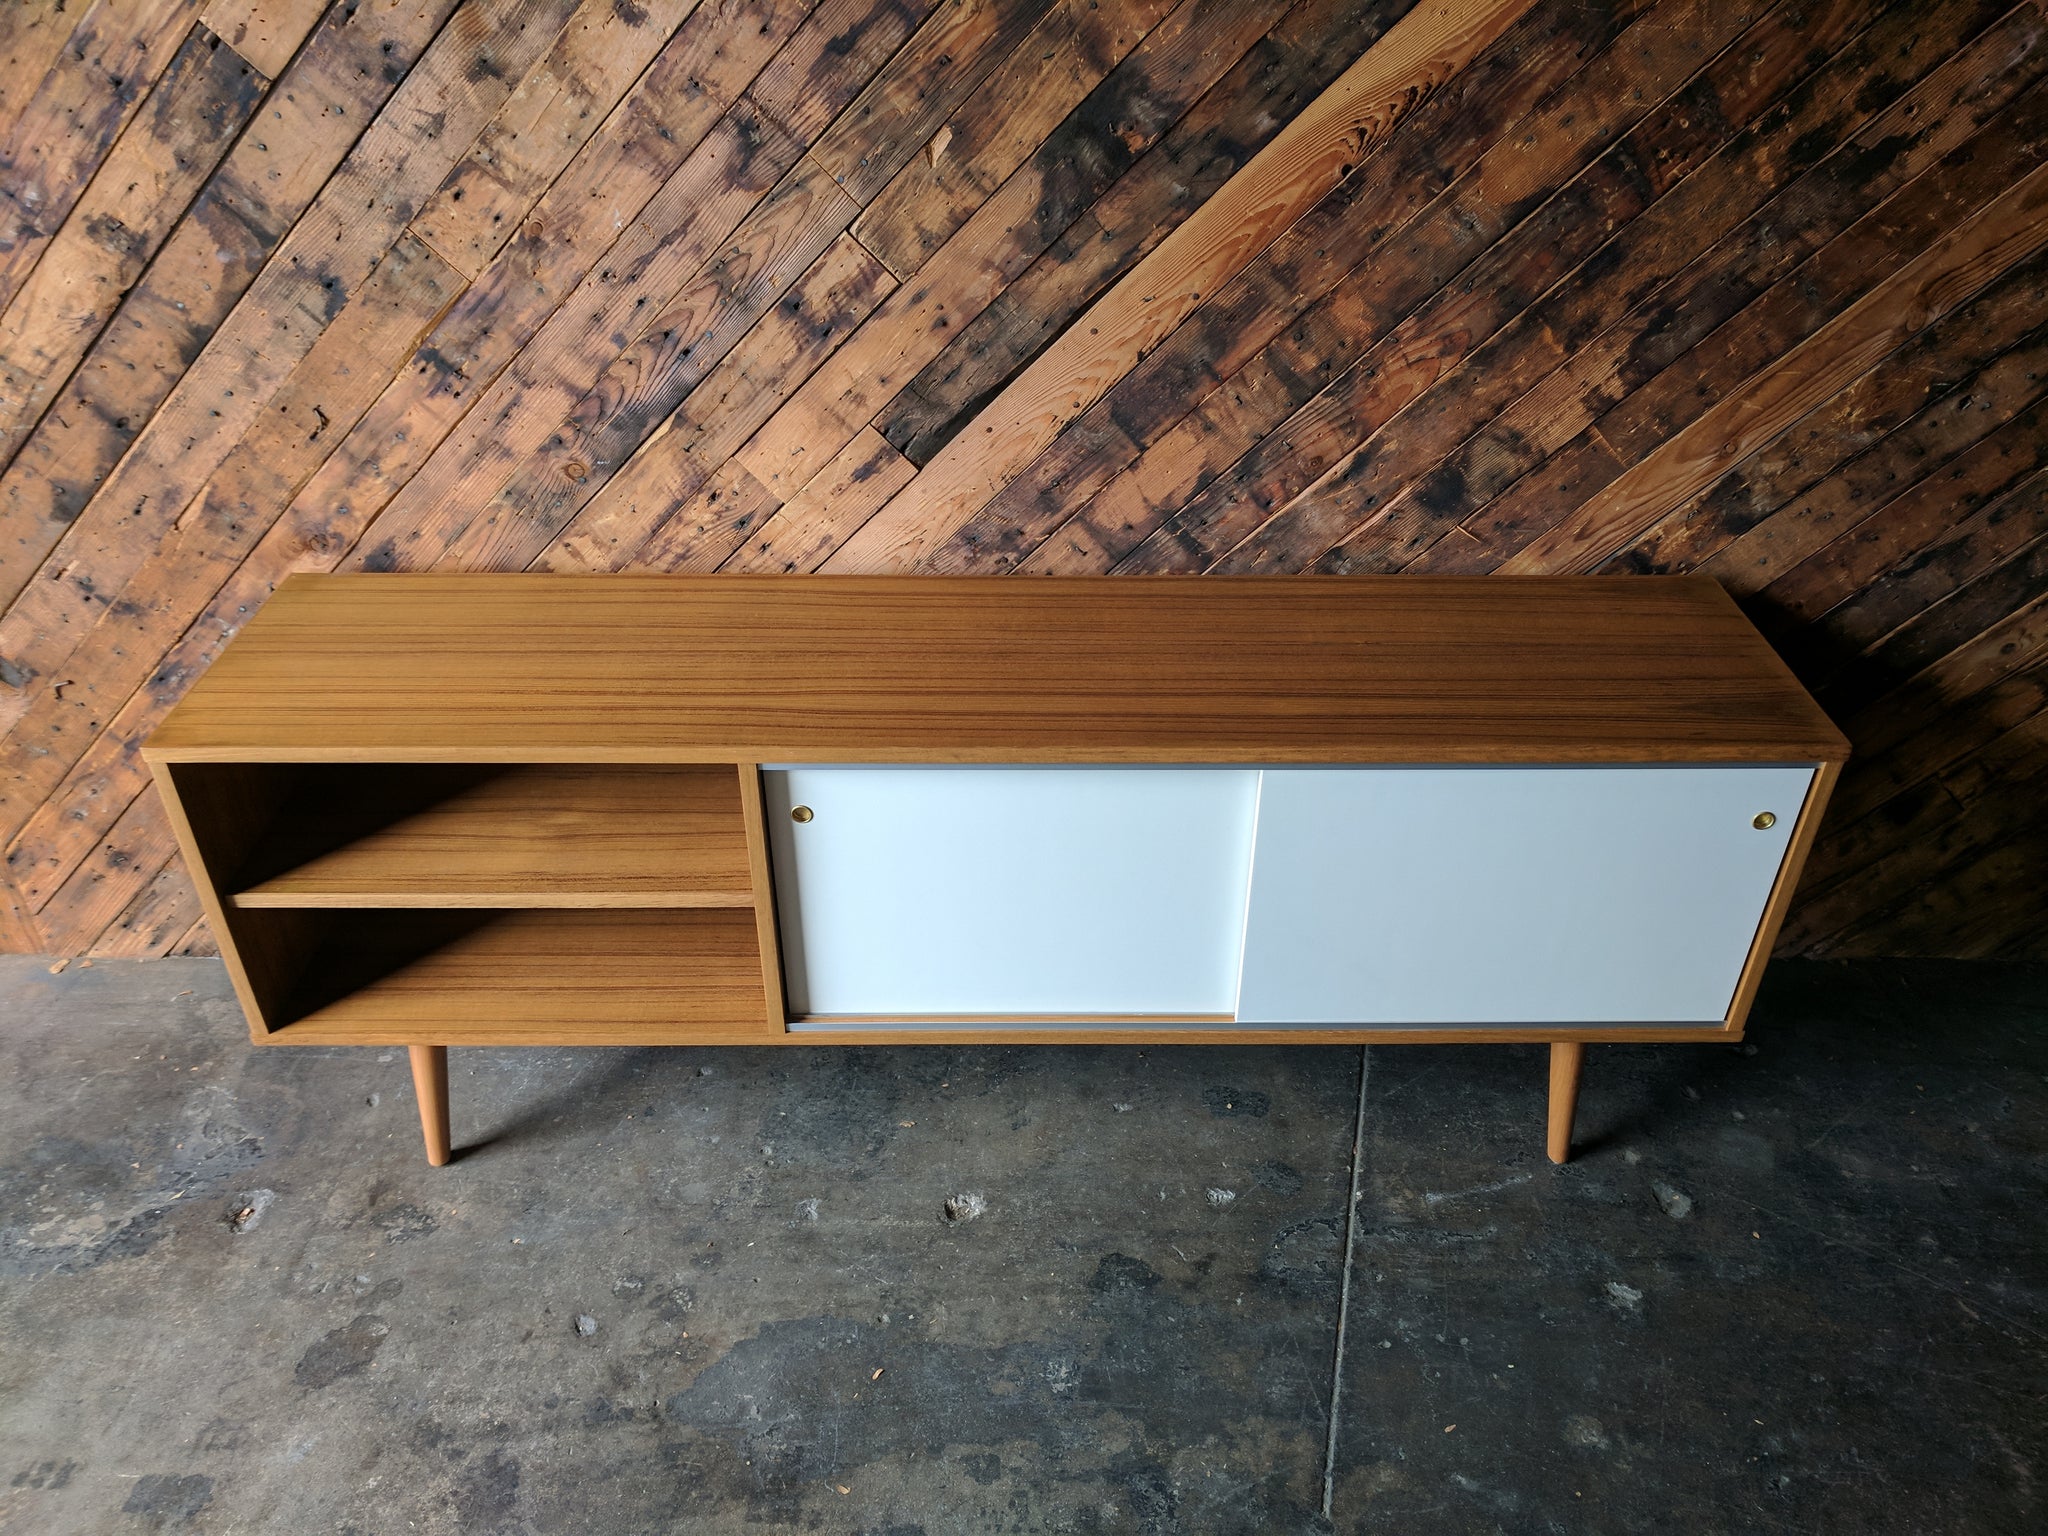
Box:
<box><xmin>0</xmin><ymin>957</ymin><xmax>2041</xmax><ymax>1535</ymax></box>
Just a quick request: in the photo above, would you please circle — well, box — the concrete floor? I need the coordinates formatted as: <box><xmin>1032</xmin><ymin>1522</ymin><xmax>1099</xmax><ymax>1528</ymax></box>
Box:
<box><xmin>0</xmin><ymin>958</ymin><xmax>2041</xmax><ymax>1535</ymax></box>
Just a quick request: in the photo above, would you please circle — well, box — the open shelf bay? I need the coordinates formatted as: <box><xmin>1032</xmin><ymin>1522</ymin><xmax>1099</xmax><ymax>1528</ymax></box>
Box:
<box><xmin>228</xmin><ymin>764</ymin><xmax>754</xmax><ymax>908</ymax></box>
<box><xmin>266</xmin><ymin>909</ymin><xmax>771</xmax><ymax>1044</ymax></box>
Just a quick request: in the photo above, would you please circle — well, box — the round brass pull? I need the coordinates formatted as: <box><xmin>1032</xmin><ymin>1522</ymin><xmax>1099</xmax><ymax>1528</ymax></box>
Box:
<box><xmin>1753</xmin><ymin>811</ymin><xmax>1777</xmax><ymax>830</ymax></box>
<box><xmin>791</xmin><ymin>805</ymin><xmax>814</xmax><ymax>823</ymax></box>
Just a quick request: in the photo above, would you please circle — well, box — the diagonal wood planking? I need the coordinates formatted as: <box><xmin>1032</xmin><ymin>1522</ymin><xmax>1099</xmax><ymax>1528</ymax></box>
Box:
<box><xmin>818</xmin><ymin>0</ymin><xmax>1540</xmax><ymax>569</ymax></box>
<box><xmin>0</xmin><ymin>23</ymin><xmax>269</xmax><ymax>470</ymax></box>
<box><xmin>0</xmin><ymin>0</ymin><xmax>460</xmax><ymax>598</ymax></box>
<box><xmin>0</xmin><ymin>0</ymin><xmax>2044</xmax><ymax>959</ymax></box>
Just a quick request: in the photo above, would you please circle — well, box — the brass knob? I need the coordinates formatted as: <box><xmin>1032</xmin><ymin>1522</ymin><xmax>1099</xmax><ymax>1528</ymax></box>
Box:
<box><xmin>1752</xmin><ymin>811</ymin><xmax>1776</xmax><ymax>830</ymax></box>
<box><xmin>791</xmin><ymin>805</ymin><xmax>814</xmax><ymax>823</ymax></box>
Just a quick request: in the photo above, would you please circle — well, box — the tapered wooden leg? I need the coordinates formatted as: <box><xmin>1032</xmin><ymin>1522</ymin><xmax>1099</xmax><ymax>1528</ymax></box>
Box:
<box><xmin>409</xmin><ymin>1045</ymin><xmax>451</xmax><ymax>1167</ymax></box>
<box><xmin>1547</xmin><ymin>1041</ymin><xmax>1583</xmax><ymax>1164</ymax></box>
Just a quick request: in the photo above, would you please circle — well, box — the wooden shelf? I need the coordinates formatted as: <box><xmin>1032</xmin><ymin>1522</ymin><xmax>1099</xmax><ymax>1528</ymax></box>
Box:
<box><xmin>266</xmin><ymin>908</ymin><xmax>770</xmax><ymax>1044</ymax></box>
<box><xmin>229</xmin><ymin>763</ymin><xmax>753</xmax><ymax>908</ymax></box>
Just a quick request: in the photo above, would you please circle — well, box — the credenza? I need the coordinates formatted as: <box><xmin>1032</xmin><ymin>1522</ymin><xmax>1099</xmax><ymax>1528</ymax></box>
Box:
<box><xmin>144</xmin><ymin>575</ymin><xmax>1847</xmax><ymax>1167</ymax></box>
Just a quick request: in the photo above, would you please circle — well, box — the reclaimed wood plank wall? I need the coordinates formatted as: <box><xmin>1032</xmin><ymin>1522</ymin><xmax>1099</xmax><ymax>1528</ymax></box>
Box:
<box><xmin>0</xmin><ymin>0</ymin><xmax>2044</xmax><ymax>960</ymax></box>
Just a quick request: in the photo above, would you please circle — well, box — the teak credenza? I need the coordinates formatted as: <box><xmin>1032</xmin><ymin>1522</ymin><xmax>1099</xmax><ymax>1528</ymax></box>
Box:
<box><xmin>144</xmin><ymin>575</ymin><xmax>1848</xmax><ymax>1168</ymax></box>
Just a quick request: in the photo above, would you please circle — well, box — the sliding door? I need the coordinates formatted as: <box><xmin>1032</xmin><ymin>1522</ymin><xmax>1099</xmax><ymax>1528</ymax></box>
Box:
<box><xmin>1235</xmin><ymin>766</ymin><xmax>1814</xmax><ymax>1026</ymax></box>
<box><xmin>764</xmin><ymin>767</ymin><xmax>1259</xmax><ymax>1019</ymax></box>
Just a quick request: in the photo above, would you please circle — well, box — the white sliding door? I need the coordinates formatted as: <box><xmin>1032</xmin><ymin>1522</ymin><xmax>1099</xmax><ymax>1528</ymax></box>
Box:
<box><xmin>764</xmin><ymin>766</ymin><xmax>1259</xmax><ymax>1018</ymax></box>
<box><xmin>1235</xmin><ymin>766</ymin><xmax>1814</xmax><ymax>1026</ymax></box>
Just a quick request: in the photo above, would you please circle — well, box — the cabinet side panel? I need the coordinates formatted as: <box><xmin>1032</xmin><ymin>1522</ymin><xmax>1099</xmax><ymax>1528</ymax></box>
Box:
<box><xmin>1723</xmin><ymin>759</ymin><xmax>1841</xmax><ymax>1032</ymax></box>
<box><xmin>736</xmin><ymin>764</ymin><xmax>788</xmax><ymax>1032</ymax></box>
<box><xmin>152</xmin><ymin>761</ymin><xmax>306</xmax><ymax>1038</ymax></box>
<box><xmin>1238</xmin><ymin>766</ymin><xmax>1817</xmax><ymax>1025</ymax></box>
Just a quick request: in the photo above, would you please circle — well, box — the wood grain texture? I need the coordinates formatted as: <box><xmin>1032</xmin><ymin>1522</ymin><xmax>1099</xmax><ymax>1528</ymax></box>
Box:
<box><xmin>733</xmin><ymin>0</ymin><xmax>1312</xmax><ymax>497</ymax></box>
<box><xmin>0</xmin><ymin>871</ymin><xmax>39</xmax><ymax>954</ymax></box>
<box><xmin>261</xmin><ymin>907</ymin><xmax>773</xmax><ymax>1044</ymax></box>
<box><xmin>407</xmin><ymin>1042</ymin><xmax>450</xmax><ymax>1164</ymax></box>
<box><xmin>0</xmin><ymin>234</ymin><xmax>463</xmax><ymax>846</ymax></box>
<box><xmin>0</xmin><ymin>0</ymin><xmax>464</xmax><ymax>590</ymax></box>
<box><xmin>151</xmin><ymin>758</ymin><xmax>302</xmax><ymax>1037</ymax></box>
<box><xmin>1546</xmin><ymin>1040</ymin><xmax>1582</xmax><ymax>1163</ymax></box>
<box><xmin>819</xmin><ymin>0</ymin><xmax>1538</xmax><ymax>569</ymax></box>
<box><xmin>0</xmin><ymin>0</ymin><xmax>200</xmax><ymax>320</ymax></box>
<box><xmin>0</xmin><ymin>0</ymin><xmax>2039</xmax><ymax>957</ymax></box>
<box><xmin>1722</xmin><ymin>758</ymin><xmax>1841</xmax><ymax>1031</ymax></box>
<box><xmin>0</xmin><ymin>24</ymin><xmax>266</xmax><ymax>467</ymax></box>
<box><xmin>0</xmin><ymin>0</ymin><xmax>582</xmax><ymax>699</ymax></box>
<box><xmin>144</xmin><ymin>573</ymin><xmax>1847</xmax><ymax>761</ymax></box>
<box><xmin>405</xmin><ymin>0</ymin><xmax>706</xmax><ymax>280</ymax></box>
<box><xmin>198</xmin><ymin>0</ymin><xmax>326</xmax><ymax>76</ymax></box>
<box><xmin>229</xmin><ymin>763</ymin><xmax>755</xmax><ymax>907</ymax></box>
<box><xmin>149</xmin><ymin>575</ymin><xmax>1832</xmax><ymax>1049</ymax></box>
<box><xmin>0</xmin><ymin>6</ymin><xmax>82</xmax><ymax>152</ymax></box>
<box><xmin>735</xmin><ymin>761</ymin><xmax>788</xmax><ymax>1032</ymax></box>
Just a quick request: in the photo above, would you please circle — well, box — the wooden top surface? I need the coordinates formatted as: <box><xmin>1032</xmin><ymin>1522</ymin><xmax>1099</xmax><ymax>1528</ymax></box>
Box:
<box><xmin>145</xmin><ymin>575</ymin><xmax>1848</xmax><ymax>763</ymax></box>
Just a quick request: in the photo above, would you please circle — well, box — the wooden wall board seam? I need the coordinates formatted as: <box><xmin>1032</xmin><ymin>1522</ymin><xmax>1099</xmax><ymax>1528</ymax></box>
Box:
<box><xmin>30</xmin><ymin>779</ymin><xmax>185</xmax><ymax>951</ymax></box>
<box><xmin>1238</xmin><ymin>0</ymin><xmax>2023</xmax><ymax>578</ymax></box>
<box><xmin>815</xmin><ymin>0</ymin><xmax>1542</xmax><ymax>571</ymax></box>
<box><xmin>330</xmin><ymin>106</ymin><xmax>813</xmax><ymax>573</ymax></box>
<box><xmin>0</xmin><ymin>0</ymin><xmax>588</xmax><ymax>688</ymax></box>
<box><xmin>1824</xmin><ymin>656</ymin><xmax>2048</xmax><ymax>830</ymax></box>
<box><xmin>172</xmin><ymin>915</ymin><xmax>219</xmax><ymax>956</ymax></box>
<box><xmin>1067</xmin><ymin>0</ymin><xmax>1795</xmax><ymax>580</ymax></box>
<box><xmin>1066</xmin><ymin>0</ymin><xmax>1791</xmax><ymax>581</ymax></box>
<box><xmin>1783</xmin><ymin>705</ymin><xmax>2048</xmax><ymax>946</ymax></box>
<box><xmin>745</xmin><ymin>0</ymin><xmax>948</xmax><ymax>149</ymax></box>
<box><xmin>1393</xmin><ymin>39</ymin><xmax>2048</xmax><ymax>579</ymax></box>
<box><xmin>729</xmin><ymin>0</ymin><xmax>1307</xmax><ymax>502</ymax></box>
<box><xmin>867</xmin><ymin>0</ymin><xmax>1454</xmax><ymax>478</ymax></box>
<box><xmin>398</xmin><ymin>219</ymin><xmax>471</xmax><ymax>284</ymax></box>
<box><xmin>88</xmin><ymin>852</ymin><xmax>203</xmax><ymax>957</ymax></box>
<box><xmin>1391</xmin><ymin>26</ymin><xmax>2048</xmax><ymax>575</ymax></box>
<box><xmin>0</xmin><ymin>869</ymin><xmax>42</xmax><ymax>954</ymax></box>
<box><xmin>1840</xmin><ymin>592</ymin><xmax>2048</xmax><ymax>762</ymax></box>
<box><xmin>0</xmin><ymin>3</ymin><xmax>905</xmax><ymax>925</ymax></box>
<box><xmin>0</xmin><ymin>6</ymin><xmax>89</xmax><ymax>152</ymax></box>
<box><xmin>0</xmin><ymin>21</ymin><xmax>270</xmax><ymax>473</ymax></box>
<box><xmin>401</xmin><ymin>0</ymin><xmax>712</xmax><ymax>278</ymax></box>
<box><xmin>0</xmin><ymin>0</ymin><xmax>206</xmax><ymax>319</ymax></box>
<box><xmin>714</xmin><ymin>426</ymin><xmax>915</xmax><ymax>573</ymax></box>
<box><xmin>198</xmin><ymin>0</ymin><xmax>331</xmax><ymax>78</ymax></box>
<box><xmin>1499</xmin><ymin>157</ymin><xmax>2048</xmax><ymax>573</ymax></box>
<box><xmin>0</xmin><ymin>0</ymin><xmax>467</xmax><ymax>606</ymax></box>
<box><xmin>1824</xmin><ymin>496</ymin><xmax>2048</xmax><ymax>713</ymax></box>
<box><xmin>0</xmin><ymin>234</ymin><xmax>465</xmax><ymax>877</ymax></box>
<box><xmin>413</xmin><ymin>152</ymin><xmax>864</xmax><ymax>574</ymax></box>
<box><xmin>914</xmin><ymin>0</ymin><xmax>1678</xmax><ymax>574</ymax></box>
<box><xmin>845</xmin><ymin>0</ymin><xmax>1187</xmax><ymax>282</ymax></box>
<box><xmin>1276</xmin><ymin>0</ymin><xmax>2022</xmax><ymax>580</ymax></box>
<box><xmin>529</xmin><ymin>232</ymin><xmax>899</xmax><ymax>573</ymax></box>
<box><xmin>1627</xmin><ymin>248</ymin><xmax>2048</xmax><ymax>585</ymax></box>
<box><xmin>302</xmin><ymin>8</ymin><xmax>823</xmax><ymax>581</ymax></box>
<box><xmin>1771</xmin><ymin>435</ymin><xmax>2048</xmax><ymax>666</ymax></box>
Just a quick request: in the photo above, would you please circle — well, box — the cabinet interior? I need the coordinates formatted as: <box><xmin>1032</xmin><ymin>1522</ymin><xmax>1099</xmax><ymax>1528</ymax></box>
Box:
<box><xmin>165</xmin><ymin>762</ymin><xmax>770</xmax><ymax>1040</ymax></box>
